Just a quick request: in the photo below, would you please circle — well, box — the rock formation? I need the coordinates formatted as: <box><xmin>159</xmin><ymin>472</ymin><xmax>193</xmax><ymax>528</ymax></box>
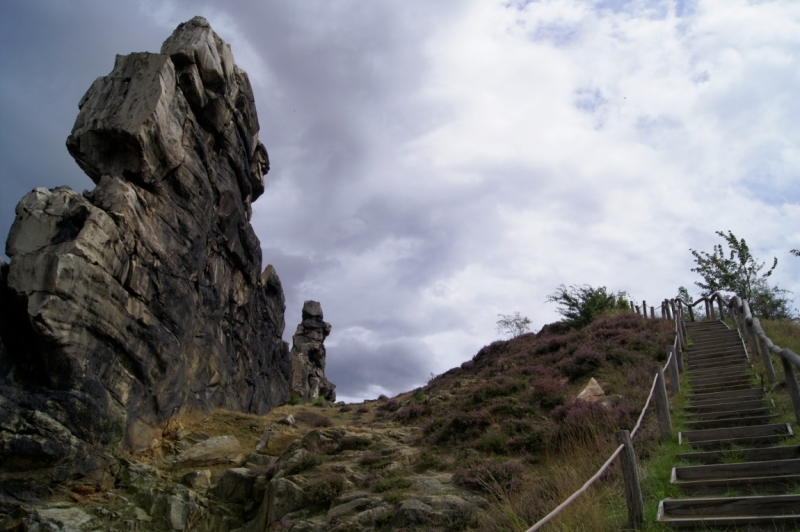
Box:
<box><xmin>289</xmin><ymin>301</ymin><xmax>336</xmax><ymax>402</ymax></box>
<box><xmin>0</xmin><ymin>17</ymin><xmax>297</xmax><ymax>498</ymax></box>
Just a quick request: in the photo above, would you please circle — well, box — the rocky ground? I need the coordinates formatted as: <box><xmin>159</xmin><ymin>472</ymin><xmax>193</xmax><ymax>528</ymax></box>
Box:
<box><xmin>13</xmin><ymin>395</ymin><xmax>484</xmax><ymax>532</ymax></box>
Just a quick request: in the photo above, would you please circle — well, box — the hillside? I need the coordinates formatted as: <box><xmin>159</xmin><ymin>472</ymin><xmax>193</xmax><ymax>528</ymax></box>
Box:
<box><xmin>12</xmin><ymin>311</ymin><xmax>674</xmax><ymax>531</ymax></box>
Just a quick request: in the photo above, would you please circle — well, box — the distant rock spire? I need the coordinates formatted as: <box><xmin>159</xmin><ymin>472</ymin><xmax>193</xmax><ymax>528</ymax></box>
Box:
<box><xmin>290</xmin><ymin>301</ymin><xmax>336</xmax><ymax>402</ymax></box>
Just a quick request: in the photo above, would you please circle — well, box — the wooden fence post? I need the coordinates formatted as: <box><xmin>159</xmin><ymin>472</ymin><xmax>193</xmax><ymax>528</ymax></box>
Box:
<box><xmin>687</xmin><ymin>305</ymin><xmax>694</xmax><ymax>322</ymax></box>
<box><xmin>753</xmin><ymin>328</ymin><xmax>776</xmax><ymax>384</ymax></box>
<box><xmin>716</xmin><ymin>298</ymin><xmax>725</xmax><ymax>320</ymax></box>
<box><xmin>704</xmin><ymin>299</ymin><xmax>710</xmax><ymax>320</ymax></box>
<box><xmin>615</xmin><ymin>430</ymin><xmax>644</xmax><ymax>530</ymax></box>
<box><xmin>674</xmin><ymin>337</ymin><xmax>684</xmax><ymax>373</ymax></box>
<box><xmin>653</xmin><ymin>365</ymin><xmax>672</xmax><ymax>440</ymax></box>
<box><xmin>635</xmin><ymin>305</ymin><xmax>641</xmax><ymax>316</ymax></box>
<box><xmin>650</xmin><ymin>306</ymin><xmax>655</xmax><ymax>319</ymax></box>
<box><xmin>666</xmin><ymin>347</ymin><xmax>680</xmax><ymax>395</ymax></box>
<box><xmin>642</xmin><ymin>301</ymin><xmax>647</xmax><ymax>318</ymax></box>
<box><xmin>630</xmin><ymin>301</ymin><xmax>635</xmax><ymax>312</ymax></box>
<box><xmin>781</xmin><ymin>356</ymin><xmax>800</xmax><ymax>425</ymax></box>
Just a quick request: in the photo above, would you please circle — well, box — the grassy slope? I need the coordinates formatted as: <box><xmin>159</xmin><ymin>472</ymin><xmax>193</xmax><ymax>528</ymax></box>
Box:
<box><xmin>362</xmin><ymin>312</ymin><xmax>674</xmax><ymax>531</ymax></box>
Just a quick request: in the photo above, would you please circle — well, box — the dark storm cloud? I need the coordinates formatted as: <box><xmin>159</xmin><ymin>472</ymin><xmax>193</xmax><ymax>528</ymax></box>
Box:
<box><xmin>0</xmin><ymin>1</ymin><xmax>171</xmax><ymax>258</ymax></box>
<box><xmin>325</xmin><ymin>335</ymin><xmax>439</xmax><ymax>401</ymax></box>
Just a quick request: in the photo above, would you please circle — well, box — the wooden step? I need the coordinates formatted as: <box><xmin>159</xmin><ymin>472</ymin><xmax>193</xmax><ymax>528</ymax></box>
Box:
<box><xmin>689</xmin><ymin>382</ymin><xmax>754</xmax><ymax>395</ymax></box>
<box><xmin>689</xmin><ymin>374</ymin><xmax>753</xmax><ymax>388</ymax></box>
<box><xmin>689</xmin><ymin>388</ymin><xmax>764</xmax><ymax>405</ymax></box>
<box><xmin>689</xmin><ymin>366</ymin><xmax>749</xmax><ymax>380</ymax></box>
<box><xmin>679</xmin><ymin>424</ymin><xmax>793</xmax><ymax>450</ymax></box>
<box><xmin>688</xmin><ymin>339</ymin><xmax>744</xmax><ymax>349</ymax></box>
<box><xmin>691</xmin><ymin>376</ymin><xmax>757</xmax><ymax>395</ymax></box>
<box><xmin>675</xmin><ymin>474</ymin><xmax>800</xmax><ymax>496</ymax></box>
<box><xmin>689</xmin><ymin>355</ymin><xmax>748</xmax><ymax>369</ymax></box>
<box><xmin>674</xmin><ymin>458</ymin><xmax>800</xmax><ymax>482</ymax></box>
<box><xmin>688</xmin><ymin>350</ymin><xmax>747</xmax><ymax>362</ymax></box>
<box><xmin>657</xmin><ymin>495</ymin><xmax>800</xmax><ymax>526</ymax></box>
<box><xmin>685</xmin><ymin>400</ymin><xmax>770</xmax><ymax>416</ymax></box>
<box><xmin>686</xmin><ymin>406</ymin><xmax>771</xmax><ymax>421</ymax></box>
<box><xmin>688</xmin><ymin>330</ymin><xmax>739</xmax><ymax>338</ymax></box>
<box><xmin>678</xmin><ymin>446</ymin><xmax>800</xmax><ymax>465</ymax></box>
<box><xmin>687</xmin><ymin>321</ymin><xmax>733</xmax><ymax>329</ymax></box>
<box><xmin>685</xmin><ymin>414</ymin><xmax>778</xmax><ymax>430</ymax></box>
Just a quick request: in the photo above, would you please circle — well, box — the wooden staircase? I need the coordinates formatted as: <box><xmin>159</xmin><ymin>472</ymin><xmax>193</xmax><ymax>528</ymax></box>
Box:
<box><xmin>657</xmin><ymin>320</ymin><xmax>800</xmax><ymax>529</ymax></box>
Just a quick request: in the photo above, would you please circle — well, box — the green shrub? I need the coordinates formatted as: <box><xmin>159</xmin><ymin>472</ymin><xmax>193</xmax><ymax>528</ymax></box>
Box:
<box><xmin>288</xmin><ymin>395</ymin><xmax>302</xmax><ymax>406</ymax></box>
<box><xmin>285</xmin><ymin>453</ymin><xmax>323</xmax><ymax>475</ymax></box>
<box><xmin>413</xmin><ymin>388</ymin><xmax>426</xmax><ymax>403</ymax></box>
<box><xmin>373</xmin><ymin>476</ymin><xmax>412</xmax><ymax>493</ymax></box>
<box><xmin>475</xmin><ymin>428</ymin><xmax>509</xmax><ymax>454</ymax></box>
<box><xmin>358</xmin><ymin>452</ymin><xmax>394</xmax><ymax>469</ymax></box>
<box><xmin>414</xmin><ymin>451</ymin><xmax>444</xmax><ymax>472</ymax></box>
<box><xmin>293</xmin><ymin>410</ymin><xmax>333</xmax><ymax>427</ymax></box>
<box><xmin>306</xmin><ymin>473</ymin><xmax>346</xmax><ymax>507</ymax></box>
<box><xmin>546</xmin><ymin>284</ymin><xmax>630</xmax><ymax>329</ymax></box>
<box><xmin>339</xmin><ymin>435</ymin><xmax>373</xmax><ymax>451</ymax></box>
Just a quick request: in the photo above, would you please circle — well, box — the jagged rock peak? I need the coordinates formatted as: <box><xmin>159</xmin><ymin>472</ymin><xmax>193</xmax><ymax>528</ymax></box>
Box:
<box><xmin>290</xmin><ymin>301</ymin><xmax>336</xmax><ymax>402</ymax></box>
<box><xmin>0</xmin><ymin>18</ymin><xmax>288</xmax><ymax>498</ymax></box>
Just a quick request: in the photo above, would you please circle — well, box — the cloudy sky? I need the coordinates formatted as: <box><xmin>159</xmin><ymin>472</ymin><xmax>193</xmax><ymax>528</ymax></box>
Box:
<box><xmin>2</xmin><ymin>0</ymin><xmax>799</xmax><ymax>402</ymax></box>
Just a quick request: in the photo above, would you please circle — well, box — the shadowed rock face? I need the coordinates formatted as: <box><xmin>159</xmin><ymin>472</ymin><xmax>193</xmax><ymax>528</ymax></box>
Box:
<box><xmin>0</xmin><ymin>17</ymin><xmax>292</xmax><ymax>497</ymax></box>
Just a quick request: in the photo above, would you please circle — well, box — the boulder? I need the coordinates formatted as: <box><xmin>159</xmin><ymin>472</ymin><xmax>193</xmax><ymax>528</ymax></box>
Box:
<box><xmin>182</xmin><ymin>470</ymin><xmax>211</xmax><ymax>491</ymax></box>
<box><xmin>212</xmin><ymin>467</ymin><xmax>259</xmax><ymax>503</ymax></box>
<box><xmin>255</xmin><ymin>430</ymin><xmax>301</xmax><ymax>456</ymax></box>
<box><xmin>289</xmin><ymin>301</ymin><xmax>336</xmax><ymax>402</ymax></box>
<box><xmin>25</xmin><ymin>506</ymin><xmax>93</xmax><ymax>532</ymax></box>
<box><xmin>0</xmin><ymin>16</ymin><xmax>292</xmax><ymax>497</ymax></box>
<box><xmin>576</xmin><ymin>377</ymin><xmax>605</xmax><ymax>402</ymax></box>
<box><xmin>173</xmin><ymin>435</ymin><xmax>241</xmax><ymax>468</ymax></box>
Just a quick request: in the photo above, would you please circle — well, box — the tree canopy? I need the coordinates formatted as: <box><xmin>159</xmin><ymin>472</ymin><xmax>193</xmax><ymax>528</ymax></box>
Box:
<box><xmin>496</xmin><ymin>312</ymin><xmax>532</xmax><ymax>338</ymax></box>
<box><xmin>690</xmin><ymin>231</ymin><xmax>795</xmax><ymax>319</ymax></box>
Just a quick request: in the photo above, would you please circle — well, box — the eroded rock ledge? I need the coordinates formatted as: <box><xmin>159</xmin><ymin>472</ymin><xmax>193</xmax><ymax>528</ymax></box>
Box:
<box><xmin>0</xmin><ymin>17</ymin><xmax>305</xmax><ymax>498</ymax></box>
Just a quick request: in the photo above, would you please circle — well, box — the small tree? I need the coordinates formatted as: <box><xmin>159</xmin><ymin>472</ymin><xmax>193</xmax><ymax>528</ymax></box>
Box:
<box><xmin>676</xmin><ymin>286</ymin><xmax>693</xmax><ymax>305</ymax></box>
<box><xmin>546</xmin><ymin>284</ymin><xmax>630</xmax><ymax>329</ymax></box>
<box><xmin>690</xmin><ymin>231</ymin><xmax>795</xmax><ymax>319</ymax></box>
<box><xmin>496</xmin><ymin>312</ymin><xmax>531</xmax><ymax>338</ymax></box>
<box><xmin>690</xmin><ymin>231</ymin><xmax>777</xmax><ymax>301</ymax></box>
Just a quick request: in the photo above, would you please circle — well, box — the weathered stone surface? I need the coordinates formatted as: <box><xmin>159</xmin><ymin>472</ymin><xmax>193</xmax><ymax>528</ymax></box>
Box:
<box><xmin>183</xmin><ymin>469</ymin><xmax>212</xmax><ymax>491</ymax></box>
<box><xmin>577</xmin><ymin>377</ymin><xmax>605</xmax><ymax>402</ymax></box>
<box><xmin>0</xmin><ymin>17</ymin><xmax>292</xmax><ymax>497</ymax></box>
<box><xmin>26</xmin><ymin>506</ymin><xmax>93</xmax><ymax>532</ymax></box>
<box><xmin>212</xmin><ymin>467</ymin><xmax>258</xmax><ymax>503</ymax></box>
<box><xmin>290</xmin><ymin>301</ymin><xmax>336</xmax><ymax>402</ymax></box>
<box><xmin>173</xmin><ymin>435</ymin><xmax>241</xmax><ymax>468</ymax></box>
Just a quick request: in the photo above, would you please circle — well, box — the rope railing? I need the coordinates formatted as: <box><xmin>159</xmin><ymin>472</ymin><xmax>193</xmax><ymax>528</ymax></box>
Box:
<box><xmin>525</xmin><ymin>444</ymin><xmax>625</xmax><ymax>532</ymax></box>
<box><xmin>523</xmin><ymin>306</ymin><xmax>684</xmax><ymax>530</ymax></box>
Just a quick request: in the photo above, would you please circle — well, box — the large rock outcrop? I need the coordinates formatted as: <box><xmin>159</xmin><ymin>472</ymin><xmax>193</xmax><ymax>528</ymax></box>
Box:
<box><xmin>0</xmin><ymin>17</ymin><xmax>293</xmax><ymax>498</ymax></box>
<box><xmin>289</xmin><ymin>301</ymin><xmax>336</xmax><ymax>402</ymax></box>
